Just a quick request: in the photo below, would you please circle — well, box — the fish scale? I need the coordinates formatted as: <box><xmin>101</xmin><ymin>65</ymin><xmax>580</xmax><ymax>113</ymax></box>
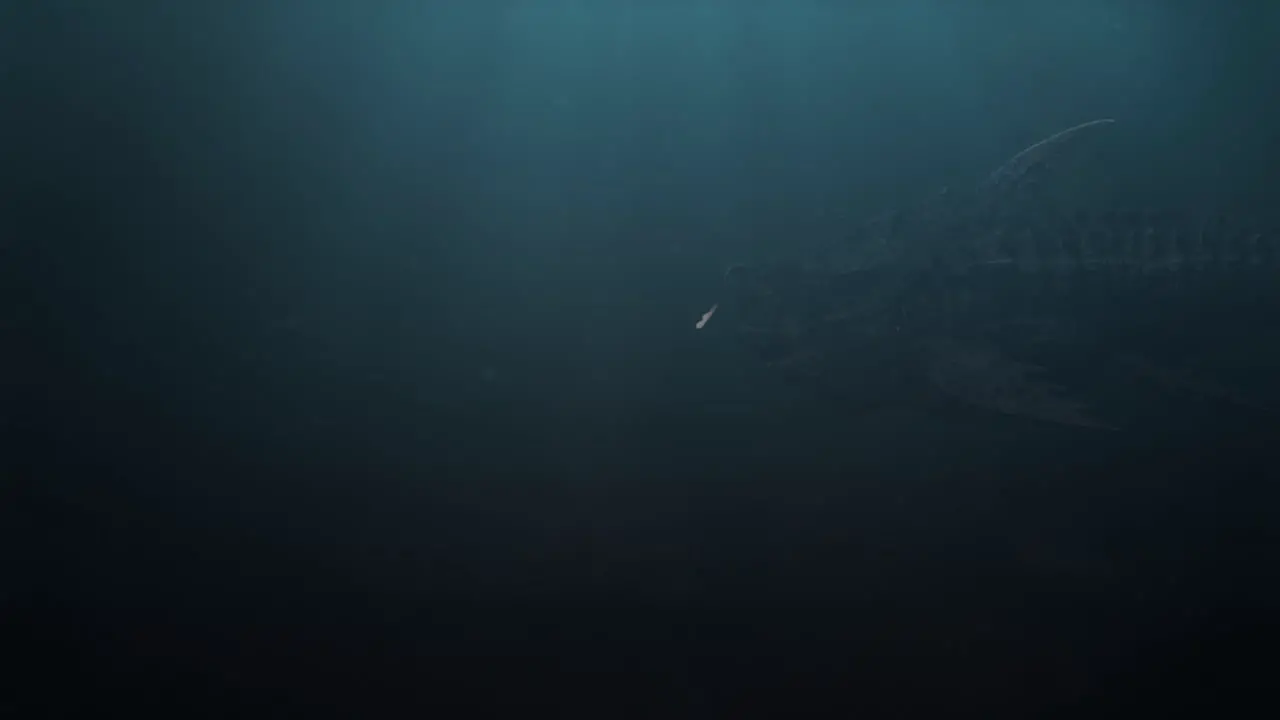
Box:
<box><xmin>956</xmin><ymin>209</ymin><xmax>1280</xmax><ymax>277</ymax></box>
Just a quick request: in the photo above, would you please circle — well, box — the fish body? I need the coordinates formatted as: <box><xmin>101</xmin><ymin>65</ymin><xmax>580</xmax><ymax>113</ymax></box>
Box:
<box><xmin>720</xmin><ymin>122</ymin><xmax>1280</xmax><ymax>428</ymax></box>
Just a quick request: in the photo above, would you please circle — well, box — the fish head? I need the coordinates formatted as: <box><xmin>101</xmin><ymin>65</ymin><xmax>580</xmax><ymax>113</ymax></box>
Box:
<box><xmin>720</xmin><ymin>262</ymin><xmax>911</xmax><ymax>378</ymax></box>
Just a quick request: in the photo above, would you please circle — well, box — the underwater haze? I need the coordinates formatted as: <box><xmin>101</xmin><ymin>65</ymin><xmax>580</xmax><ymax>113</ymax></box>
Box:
<box><xmin>11</xmin><ymin>1</ymin><xmax>1280</xmax><ymax>716</ymax></box>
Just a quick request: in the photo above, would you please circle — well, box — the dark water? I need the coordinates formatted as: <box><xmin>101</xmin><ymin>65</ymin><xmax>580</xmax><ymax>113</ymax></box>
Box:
<box><xmin>9</xmin><ymin>2</ymin><xmax>1280</xmax><ymax>717</ymax></box>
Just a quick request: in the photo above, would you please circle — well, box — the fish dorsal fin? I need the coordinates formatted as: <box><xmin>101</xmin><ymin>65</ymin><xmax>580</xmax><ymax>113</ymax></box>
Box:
<box><xmin>820</xmin><ymin>119</ymin><xmax>1118</xmax><ymax>274</ymax></box>
<box><xmin>934</xmin><ymin>118</ymin><xmax>1119</xmax><ymax>271</ymax></box>
<box><xmin>983</xmin><ymin>118</ymin><xmax>1116</xmax><ymax>193</ymax></box>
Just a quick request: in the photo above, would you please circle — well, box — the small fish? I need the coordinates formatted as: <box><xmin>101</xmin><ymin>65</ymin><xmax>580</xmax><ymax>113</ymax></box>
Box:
<box><xmin>695</xmin><ymin>303</ymin><xmax>718</xmax><ymax>330</ymax></box>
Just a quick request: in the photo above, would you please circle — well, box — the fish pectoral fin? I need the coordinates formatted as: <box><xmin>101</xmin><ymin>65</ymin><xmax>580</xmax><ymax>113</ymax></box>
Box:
<box><xmin>926</xmin><ymin>340</ymin><xmax>1116</xmax><ymax>430</ymax></box>
<box><xmin>1116</xmin><ymin>353</ymin><xmax>1278</xmax><ymax>416</ymax></box>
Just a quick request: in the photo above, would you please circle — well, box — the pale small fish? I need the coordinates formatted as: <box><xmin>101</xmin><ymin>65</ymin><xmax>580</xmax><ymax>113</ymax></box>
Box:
<box><xmin>695</xmin><ymin>303</ymin><xmax>718</xmax><ymax>330</ymax></box>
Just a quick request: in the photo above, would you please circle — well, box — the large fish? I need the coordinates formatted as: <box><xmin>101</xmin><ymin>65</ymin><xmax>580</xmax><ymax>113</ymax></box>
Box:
<box><xmin>713</xmin><ymin>120</ymin><xmax>1280</xmax><ymax>429</ymax></box>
